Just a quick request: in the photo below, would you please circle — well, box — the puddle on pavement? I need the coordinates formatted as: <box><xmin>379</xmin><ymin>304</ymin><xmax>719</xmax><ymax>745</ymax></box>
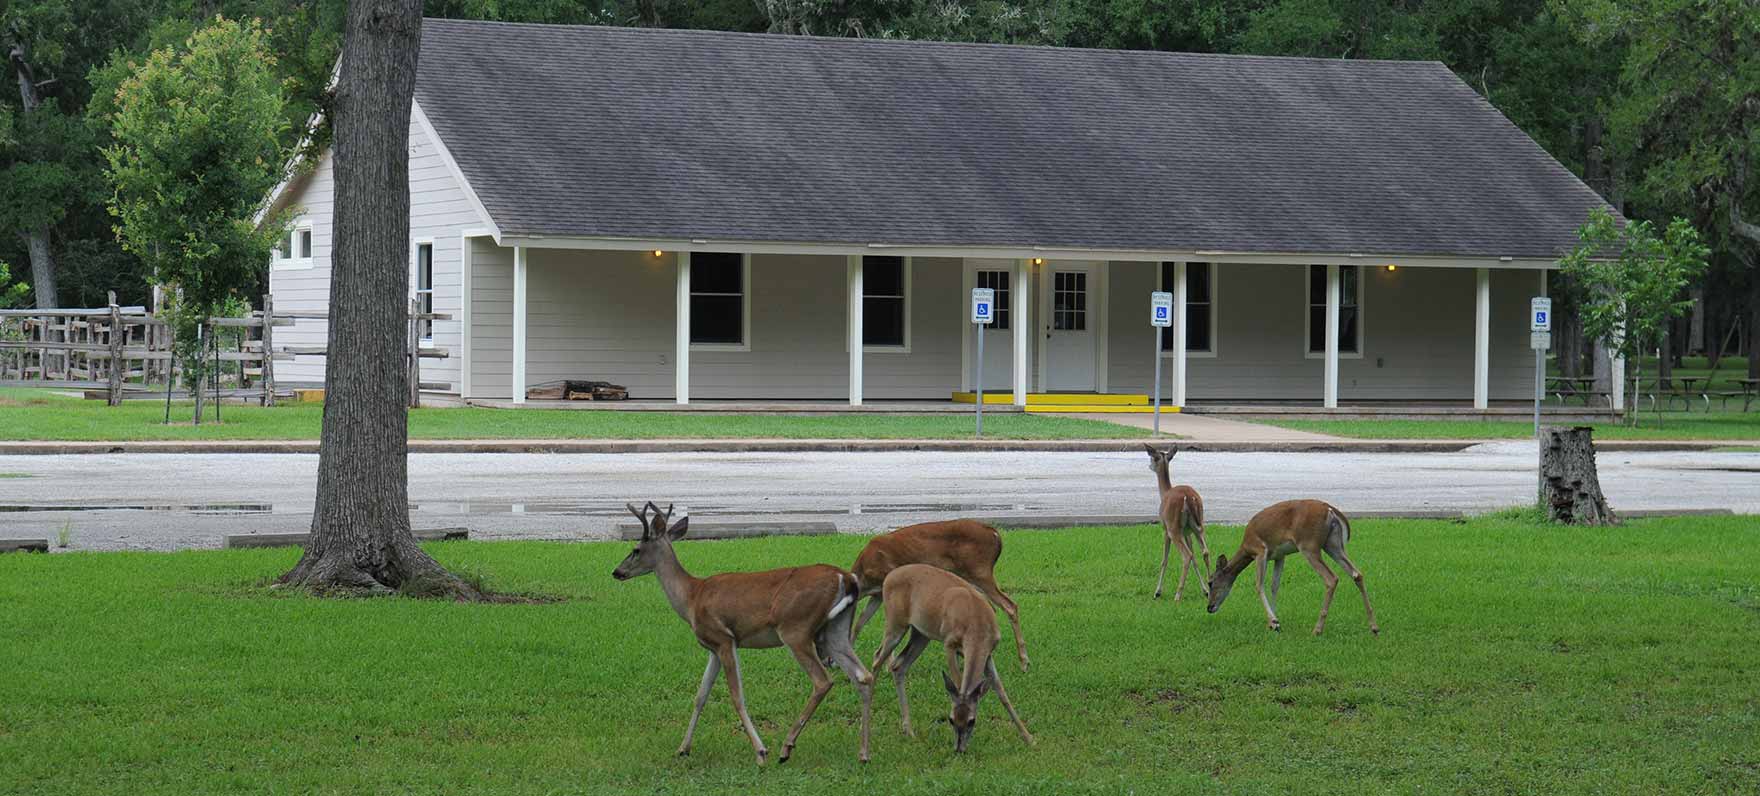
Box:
<box><xmin>0</xmin><ymin>502</ymin><xmax>274</xmax><ymax>515</ymax></box>
<box><xmin>0</xmin><ymin>500</ymin><xmax>1048</xmax><ymax>518</ymax></box>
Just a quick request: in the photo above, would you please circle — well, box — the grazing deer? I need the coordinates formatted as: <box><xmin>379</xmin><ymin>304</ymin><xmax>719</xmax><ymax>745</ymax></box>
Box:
<box><xmin>1205</xmin><ymin>499</ymin><xmax>1380</xmax><ymax>636</ymax></box>
<box><xmin>612</xmin><ymin>502</ymin><xmax>875</xmax><ymax>764</ymax></box>
<box><xmin>1143</xmin><ymin>444</ymin><xmax>1210</xmax><ymax>601</ymax></box>
<box><xmin>869</xmin><ymin>564</ymin><xmax>1033</xmax><ymax>753</ymax></box>
<box><xmin>849</xmin><ymin>519</ymin><xmax>1029</xmax><ymax>671</ymax></box>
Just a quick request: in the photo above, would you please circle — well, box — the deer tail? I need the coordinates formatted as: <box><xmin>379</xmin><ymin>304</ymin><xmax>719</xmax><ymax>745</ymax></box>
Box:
<box><xmin>826</xmin><ymin>571</ymin><xmax>858</xmax><ymax>621</ymax></box>
<box><xmin>1327</xmin><ymin>505</ymin><xmax>1351</xmax><ymax>545</ymax></box>
<box><xmin>1182</xmin><ymin>493</ymin><xmax>1204</xmax><ymax>534</ymax></box>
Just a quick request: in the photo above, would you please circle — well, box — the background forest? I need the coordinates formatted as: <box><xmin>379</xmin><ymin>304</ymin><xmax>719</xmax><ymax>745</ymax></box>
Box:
<box><xmin>1</xmin><ymin>0</ymin><xmax>1755</xmax><ymax>377</ymax></box>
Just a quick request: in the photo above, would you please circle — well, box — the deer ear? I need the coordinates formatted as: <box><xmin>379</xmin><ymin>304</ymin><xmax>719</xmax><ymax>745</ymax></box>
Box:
<box><xmin>1167</xmin><ymin>447</ymin><xmax>1178</xmax><ymax>458</ymax></box>
<box><xmin>667</xmin><ymin>516</ymin><xmax>689</xmax><ymax>540</ymax></box>
<box><xmin>1142</xmin><ymin>443</ymin><xmax>1159</xmax><ymax>457</ymax></box>
<box><xmin>969</xmin><ymin>678</ymin><xmax>990</xmax><ymax>700</ymax></box>
<box><xmin>942</xmin><ymin>670</ymin><xmax>960</xmax><ymax>697</ymax></box>
<box><xmin>1214</xmin><ymin>553</ymin><xmax>1227</xmax><ymax>569</ymax></box>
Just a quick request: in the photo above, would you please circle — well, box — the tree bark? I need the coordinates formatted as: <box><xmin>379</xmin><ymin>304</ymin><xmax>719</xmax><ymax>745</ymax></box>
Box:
<box><xmin>1539</xmin><ymin>426</ymin><xmax>1617</xmax><ymax>525</ymax></box>
<box><xmin>279</xmin><ymin>0</ymin><xmax>478</xmax><ymax>598</ymax></box>
<box><xmin>9</xmin><ymin>43</ymin><xmax>59</xmax><ymax>309</ymax></box>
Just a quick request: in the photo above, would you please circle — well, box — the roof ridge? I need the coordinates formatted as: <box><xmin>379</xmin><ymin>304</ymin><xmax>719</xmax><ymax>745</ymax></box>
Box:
<box><xmin>420</xmin><ymin>18</ymin><xmax>1448</xmax><ymax>68</ymax></box>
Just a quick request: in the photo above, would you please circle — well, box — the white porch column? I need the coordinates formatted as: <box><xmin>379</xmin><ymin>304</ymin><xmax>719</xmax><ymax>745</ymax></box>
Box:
<box><xmin>1324</xmin><ymin>264</ymin><xmax>1340</xmax><ymax>408</ymax></box>
<box><xmin>847</xmin><ymin>255</ymin><xmax>864</xmax><ymax>406</ymax></box>
<box><xmin>1012</xmin><ymin>258</ymin><xmax>1031</xmax><ymax>406</ymax></box>
<box><xmin>1474</xmin><ymin>267</ymin><xmax>1491</xmax><ymax>409</ymax></box>
<box><xmin>511</xmin><ymin>246</ymin><xmax>527</xmax><ymax>404</ymax></box>
<box><xmin>1172</xmin><ymin>261</ymin><xmax>1188</xmax><ymax>407</ymax></box>
<box><xmin>674</xmin><ymin>252</ymin><xmax>690</xmax><ymax>405</ymax></box>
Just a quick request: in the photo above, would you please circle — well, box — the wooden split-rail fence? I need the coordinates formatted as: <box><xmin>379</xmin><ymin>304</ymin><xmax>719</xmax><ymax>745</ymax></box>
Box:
<box><xmin>0</xmin><ymin>292</ymin><xmax>449</xmax><ymax>409</ymax></box>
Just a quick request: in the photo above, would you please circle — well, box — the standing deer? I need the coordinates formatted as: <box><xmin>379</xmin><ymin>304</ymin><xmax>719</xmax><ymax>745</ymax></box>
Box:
<box><xmin>1205</xmin><ymin>499</ymin><xmax>1380</xmax><ymax>636</ymax></box>
<box><xmin>870</xmin><ymin>564</ymin><xmax>1033</xmax><ymax>753</ymax></box>
<box><xmin>612</xmin><ymin>502</ymin><xmax>875</xmax><ymax>764</ymax></box>
<box><xmin>849</xmin><ymin>519</ymin><xmax>1029</xmax><ymax>671</ymax></box>
<box><xmin>1143</xmin><ymin>444</ymin><xmax>1210</xmax><ymax>600</ymax></box>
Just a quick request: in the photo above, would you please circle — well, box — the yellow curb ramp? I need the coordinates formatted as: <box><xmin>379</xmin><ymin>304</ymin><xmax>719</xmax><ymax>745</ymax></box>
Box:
<box><xmin>953</xmin><ymin>391</ymin><xmax>1151</xmax><ymax>406</ymax></box>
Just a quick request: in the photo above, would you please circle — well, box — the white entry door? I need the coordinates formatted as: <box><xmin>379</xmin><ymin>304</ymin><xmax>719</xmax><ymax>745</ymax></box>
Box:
<box><xmin>1043</xmin><ymin>263</ymin><xmax>1097</xmax><ymax>391</ymax></box>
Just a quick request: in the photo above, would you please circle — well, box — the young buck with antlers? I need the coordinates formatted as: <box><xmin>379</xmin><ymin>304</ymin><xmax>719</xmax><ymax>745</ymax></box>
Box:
<box><xmin>1144</xmin><ymin>445</ymin><xmax>1210</xmax><ymax>601</ymax></box>
<box><xmin>849</xmin><ymin>519</ymin><xmax>1029</xmax><ymax>671</ymax></box>
<box><xmin>870</xmin><ymin>564</ymin><xmax>1033</xmax><ymax>753</ymax></box>
<box><xmin>1205</xmin><ymin>499</ymin><xmax>1380</xmax><ymax>636</ymax></box>
<box><xmin>612</xmin><ymin>502</ymin><xmax>875</xmax><ymax>764</ymax></box>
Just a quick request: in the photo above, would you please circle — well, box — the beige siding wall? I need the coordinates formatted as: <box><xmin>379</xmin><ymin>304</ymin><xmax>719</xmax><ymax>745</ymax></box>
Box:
<box><xmin>1105</xmin><ymin>262</ymin><xmax>1539</xmax><ymax>400</ymax></box>
<box><xmin>267</xmin><ymin>116</ymin><xmax>482</xmax><ymax>391</ymax></box>
<box><xmin>467</xmin><ymin>249</ymin><xmax>964</xmax><ymax>400</ymax></box>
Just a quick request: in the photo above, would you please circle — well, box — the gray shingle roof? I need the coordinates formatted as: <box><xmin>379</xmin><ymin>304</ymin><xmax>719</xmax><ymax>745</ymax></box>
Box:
<box><xmin>414</xmin><ymin>19</ymin><xmax>1608</xmax><ymax>259</ymax></box>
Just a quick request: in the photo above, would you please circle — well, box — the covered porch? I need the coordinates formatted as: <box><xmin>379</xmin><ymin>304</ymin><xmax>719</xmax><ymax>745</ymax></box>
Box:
<box><xmin>461</xmin><ymin>239</ymin><xmax>1595</xmax><ymax>411</ymax></box>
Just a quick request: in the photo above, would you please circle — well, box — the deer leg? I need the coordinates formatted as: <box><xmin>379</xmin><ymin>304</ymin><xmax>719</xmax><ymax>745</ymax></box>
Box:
<box><xmin>1254</xmin><ymin>554</ymin><xmax>1280</xmax><ymax>631</ymax></box>
<box><xmin>972</xmin><ymin>576</ymin><xmax>1029</xmax><ymax>672</ymax></box>
<box><xmin>677</xmin><ymin>652</ymin><xmax>722</xmax><ymax>757</ymax></box>
<box><xmin>891</xmin><ymin>630</ymin><xmax>932</xmax><ymax>738</ymax></box>
<box><xmin>1154</xmin><ymin>534</ymin><xmax>1172</xmax><ymax>599</ymax></box>
<box><xmin>715</xmin><ymin>643</ymin><xmax>768</xmax><ymax>765</ymax></box>
<box><xmin>850</xmin><ymin>595</ymin><xmax>883</xmax><ymax>644</ymax></box>
<box><xmin>983</xmin><ymin>656</ymin><xmax>1034</xmax><ymax>746</ymax></box>
<box><xmin>1326</xmin><ymin>547</ymin><xmax>1380</xmax><ymax>636</ymax></box>
<box><xmin>779</xmin><ymin>634</ymin><xmax>835</xmax><ymax>764</ymax></box>
<box><xmin>870</xmin><ymin>617</ymin><xmax>909</xmax><ymax>674</ymax></box>
<box><xmin>1302</xmin><ymin>548</ymin><xmax>1339</xmax><ymax>636</ymax></box>
<box><xmin>1269</xmin><ymin>556</ymin><xmax>1286</xmax><ymax>613</ymax></box>
<box><xmin>1171</xmin><ymin>532</ymin><xmax>1195</xmax><ymax>601</ymax></box>
<box><xmin>818</xmin><ymin>614</ymin><xmax>876</xmax><ymax>762</ymax></box>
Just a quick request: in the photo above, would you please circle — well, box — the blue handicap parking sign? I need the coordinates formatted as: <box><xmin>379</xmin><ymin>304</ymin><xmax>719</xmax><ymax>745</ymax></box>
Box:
<box><xmin>1535</xmin><ymin>310</ymin><xmax>1548</xmax><ymax>325</ymax></box>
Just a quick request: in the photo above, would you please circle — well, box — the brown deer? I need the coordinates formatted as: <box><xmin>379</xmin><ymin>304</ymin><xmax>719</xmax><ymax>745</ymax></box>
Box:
<box><xmin>1205</xmin><ymin>499</ymin><xmax>1380</xmax><ymax>636</ymax></box>
<box><xmin>1144</xmin><ymin>444</ymin><xmax>1210</xmax><ymax>600</ymax></box>
<box><xmin>849</xmin><ymin>519</ymin><xmax>1029</xmax><ymax>671</ymax></box>
<box><xmin>869</xmin><ymin>564</ymin><xmax>1033</xmax><ymax>753</ymax></box>
<box><xmin>612</xmin><ymin>502</ymin><xmax>875</xmax><ymax>764</ymax></box>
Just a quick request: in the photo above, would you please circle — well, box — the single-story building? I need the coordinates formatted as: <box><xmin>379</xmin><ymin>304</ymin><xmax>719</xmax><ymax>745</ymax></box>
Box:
<box><xmin>263</xmin><ymin>19</ymin><xmax>1613</xmax><ymax>409</ymax></box>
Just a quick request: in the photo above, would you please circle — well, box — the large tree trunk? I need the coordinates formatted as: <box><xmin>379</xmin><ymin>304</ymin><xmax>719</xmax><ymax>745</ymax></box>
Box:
<box><xmin>9</xmin><ymin>43</ymin><xmax>59</xmax><ymax>308</ymax></box>
<box><xmin>279</xmin><ymin>0</ymin><xmax>478</xmax><ymax>597</ymax></box>
<box><xmin>1539</xmin><ymin>426</ymin><xmax>1617</xmax><ymax>525</ymax></box>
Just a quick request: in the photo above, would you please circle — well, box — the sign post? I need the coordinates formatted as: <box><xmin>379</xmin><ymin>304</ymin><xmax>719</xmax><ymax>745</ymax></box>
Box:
<box><xmin>972</xmin><ymin>288</ymin><xmax>995</xmax><ymax>438</ymax></box>
<box><xmin>1150</xmin><ymin>291</ymin><xmax>1174</xmax><ymax>436</ymax></box>
<box><xmin>1530</xmin><ymin>297</ymin><xmax>1552</xmax><ymax>440</ymax></box>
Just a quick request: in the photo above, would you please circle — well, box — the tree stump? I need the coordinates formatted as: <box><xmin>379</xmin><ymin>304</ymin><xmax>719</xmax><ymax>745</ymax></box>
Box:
<box><xmin>1539</xmin><ymin>426</ymin><xmax>1617</xmax><ymax>525</ymax></box>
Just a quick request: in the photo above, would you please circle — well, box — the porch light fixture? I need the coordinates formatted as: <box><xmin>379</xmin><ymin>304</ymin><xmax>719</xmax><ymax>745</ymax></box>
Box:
<box><xmin>1031</xmin><ymin>257</ymin><xmax>1044</xmax><ymax>265</ymax></box>
<box><xmin>1385</xmin><ymin>265</ymin><xmax>1398</xmax><ymax>272</ymax></box>
<box><xmin>652</xmin><ymin>249</ymin><xmax>664</xmax><ymax>257</ymax></box>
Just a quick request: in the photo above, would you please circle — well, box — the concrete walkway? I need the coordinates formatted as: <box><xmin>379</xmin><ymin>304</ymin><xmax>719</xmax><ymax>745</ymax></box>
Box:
<box><xmin>1066</xmin><ymin>411</ymin><xmax>1343</xmax><ymax>442</ymax></box>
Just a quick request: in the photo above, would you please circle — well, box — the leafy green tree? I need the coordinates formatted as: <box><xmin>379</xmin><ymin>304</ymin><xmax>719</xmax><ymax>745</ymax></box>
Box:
<box><xmin>1560</xmin><ymin>208</ymin><xmax>1710</xmax><ymax>426</ymax></box>
<box><xmin>0</xmin><ymin>260</ymin><xmax>29</xmax><ymax>308</ymax></box>
<box><xmin>102</xmin><ymin>16</ymin><xmax>289</xmax><ymax>415</ymax></box>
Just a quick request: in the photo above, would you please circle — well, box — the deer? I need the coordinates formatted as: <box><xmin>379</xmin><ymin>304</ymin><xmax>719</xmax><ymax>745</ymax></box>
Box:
<box><xmin>1205</xmin><ymin>499</ymin><xmax>1380</xmax><ymax>636</ymax></box>
<box><xmin>611</xmin><ymin>502</ymin><xmax>875</xmax><ymax>764</ymax></box>
<box><xmin>848</xmin><ymin>519</ymin><xmax>1028</xmax><ymax>671</ymax></box>
<box><xmin>1143</xmin><ymin>444</ymin><xmax>1210</xmax><ymax>601</ymax></box>
<box><xmin>869</xmin><ymin>564</ymin><xmax>1033</xmax><ymax>753</ymax></box>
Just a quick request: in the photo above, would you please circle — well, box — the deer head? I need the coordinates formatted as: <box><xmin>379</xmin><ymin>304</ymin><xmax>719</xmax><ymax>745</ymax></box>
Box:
<box><xmin>942</xmin><ymin>670</ymin><xmax>991</xmax><ymax>753</ymax></box>
<box><xmin>612</xmin><ymin>501</ymin><xmax>689</xmax><ymax>580</ymax></box>
<box><xmin>1142</xmin><ymin>443</ymin><xmax>1176</xmax><ymax>474</ymax></box>
<box><xmin>1205</xmin><ymin>552</ymin><xmax>1244</xmax><ymax>613</ymax></box>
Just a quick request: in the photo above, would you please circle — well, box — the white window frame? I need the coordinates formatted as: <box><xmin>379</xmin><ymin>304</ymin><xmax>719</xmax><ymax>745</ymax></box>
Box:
<box><xmin>860</xmin><ymin>255</ymin><xmax>911</xmax><ymax>354</ymax></box>
<box><xmin>1158</xmin><ymin>261</ymin><xmax>1218</xmax><ymax>359</ymax></box>
<box><xmin>272</xmin><ymin>221</ymin><xmax>315</xmax><ymax>270</ymax></box>
<box><xmin>1303</xmin><ymin>264</ymin><xmax>1366</xmax><ymax>359</ymax></box>
<box><xmin>411</xmin><ymin>239</ymin><xmax>435</xmax><ymax>347</ymax></box>
<box><xmin>689</xmin><ymin>252</ymin><xmax>752</xmax><ymax>352</ymax></box>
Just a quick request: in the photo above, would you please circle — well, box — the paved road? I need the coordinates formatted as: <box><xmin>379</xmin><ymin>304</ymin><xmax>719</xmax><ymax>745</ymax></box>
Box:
<box><xmin>1</xmin><ymin>445</ymin><xmax>1754</xmax><ymax>551</ymax></box>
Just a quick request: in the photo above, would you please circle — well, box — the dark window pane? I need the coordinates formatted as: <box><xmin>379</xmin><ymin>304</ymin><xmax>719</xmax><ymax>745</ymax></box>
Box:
<box><xmin>864</xmin><ymin>256</ymin><xmax>905</xmax><ymax>296</ymax></box>
<box><xmin>297</xmin><ymin>229</ymin><xmax>312</xmax><ymax>258</ymax></box>
<box><xmin>418</xmin><ymin>246</ymin><xmax>433</xmax><ymax>289</ymax></box>
<box><xmin>977</xmin><ymin>270</ymin><xmax>1010</xmax><ymax>329</ymax></box>
<box><xmin>692</xmin><ymin>253</ymin><xmax>742</xmax><ymax>294</ymax></box>
<box><xmin>1340</xmin><ymin>266</ymin><xmax>1359</xmax><ymax>305</ymax></box>
<box><xmin>864</xmin><ymin>297</ymin><xmax>905</xmax><ymax>346</ymax></box>
<box><xmin>691</xmin><ymin>295</ymin><xmax>742</xmax><ymax>344</ymax></box>
<box><xmin>1339</xmin><ymin>308</ymin><xmax>1360</xmax><ymax>353</ymax></box>
<box><xmin>1187</xmin><ymin>306</ymin><xmax>1211</xmax><ymax>351</ymax></box>
<box><xmin>1188</xmin><ymin>263</ymin><xmax>1211</xmax><ymax>303</ymax></box>
<box><xmin>1160</xmin><ymin>262</ymin><xmax>1176</xmax><ymax>294</ymax></box>
<box><xmin>1309</xmin><ymin>264</ymin><xmax>1326</xmax><ymax>304</ymax></box>
<box><xmin>1309</xmin><ymin>306</ymin><xmax>1326</xmax><ymax>353</ymax></box>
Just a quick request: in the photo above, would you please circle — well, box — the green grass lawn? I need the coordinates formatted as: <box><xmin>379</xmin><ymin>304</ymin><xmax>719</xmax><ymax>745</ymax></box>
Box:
<box><xmin>0</xmin><ymin>388</ymin><xmax>1146</xmax><ymax>441</ymax></box>
<box><xmin>3</xmin><ymin>517</ymin><xmax>1756</xmax><ymax>794</ymax></box>
<box><xmin>1257</xmin><ymin>411</ymin><xmax>1760</xmax><ymax>440</ymax></box>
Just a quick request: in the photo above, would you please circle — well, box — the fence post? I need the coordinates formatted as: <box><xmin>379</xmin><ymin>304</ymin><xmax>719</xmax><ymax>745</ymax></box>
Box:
<box><xmin>261</xmin><ymin>294</ymin><xmax>276</xmax><ymax>407</ymax></box>
<box><xmin>107</xmin><ymin>291</ymin><xmax>123</xmax><ymax>406</ymax></box>
<box><xmin>408</xmin><ymin>298</ymin><xmax>421</xmax><ymax>409</ymax></box>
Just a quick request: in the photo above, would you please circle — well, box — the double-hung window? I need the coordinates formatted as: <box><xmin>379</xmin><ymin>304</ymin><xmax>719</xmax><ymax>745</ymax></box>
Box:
<box><xmin>1158</xmin><ymin>262</ymin><xmax>1216</xmax><ymax>355</ymax></box>
<box><xmin>862</xmin><ymin>256</ymin><xmax>908</xmax><ymax>349</ymax></box>
<box><xmin>414</xmin><ymin>243</ymin><xmax>434</xmax><ymax>344</ymax></box>
<box><xmin>1306</xmin><ymin>265</ymin><xmax>1363</xmax><ymax>356</ymax></box>
<box><xmin>975</xmin><ymin>269</ymin><xmax>1010</xmax><ymax>330</ymax></box>
<box><xmin>690</xmin><ymin>252</ymin><xmax>748</xmax><ymax>348</ymax></box>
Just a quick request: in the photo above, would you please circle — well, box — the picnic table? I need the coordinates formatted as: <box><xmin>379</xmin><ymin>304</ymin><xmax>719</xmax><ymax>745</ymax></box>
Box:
<box><xmin>1728</xmin><ymin>379</ymin><xmax>1760</xmax><ymax>412</ymax></box>
<box><xmin>1547</xmin><ymin>376</ymin><xmax>1608</xmax><ymax>407</ymax></box>
<box><xmin>1652</xmin><ymin>376</ymin><xmax>1711</xmax><ymax>412</ymax></box>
